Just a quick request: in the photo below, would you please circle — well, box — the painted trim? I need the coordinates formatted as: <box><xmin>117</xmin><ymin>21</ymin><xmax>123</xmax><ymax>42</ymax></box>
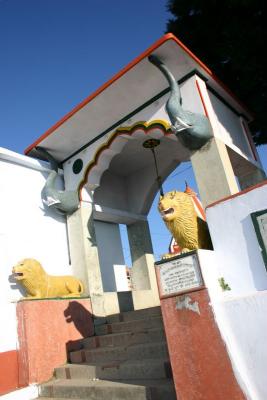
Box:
<box><xmin>115</xmin><ymin>120</ymin><xmax>171</xmax><ymax>134</ymax></box>
<box><xmin>24</xmin><ymin>33</ymin><xmax>252</xmax><ymax>156</ymax></box>
<box><xmin>78</xmin><ymin>120</ymin><xmax>172</xmax><ymax>199</ymax></box>
<box><xmin>206</xmin><ymin>179</ymin><xmax>267</xmax><ymax>209</ymax></box>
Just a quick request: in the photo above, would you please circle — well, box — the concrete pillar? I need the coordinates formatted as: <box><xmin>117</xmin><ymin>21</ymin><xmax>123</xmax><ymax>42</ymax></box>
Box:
<box><xmin>127</xmin><ymin>221</ymin><xmax>154</xmax><ymax>290</ymax></box>
<box><xmin>67</xmin><ymin>202</ymin><xmax>105</xmax><ymax>317</ymax></box>
<box><xmin>127</xmin><ymin>221</ymin><xmax>159</xmax><ymax>309</ymax></box>
<box><xmin>191</xmin><ymin>137</ymin><xmax>239</xmax><ymax>207</ymax></box>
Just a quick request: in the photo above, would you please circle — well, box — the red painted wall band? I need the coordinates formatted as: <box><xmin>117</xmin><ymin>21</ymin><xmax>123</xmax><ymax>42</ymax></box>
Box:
<box><xmin>0</xmin><ymin>350</ymin><xmax>20</xmax><ymax>395</ymax></box>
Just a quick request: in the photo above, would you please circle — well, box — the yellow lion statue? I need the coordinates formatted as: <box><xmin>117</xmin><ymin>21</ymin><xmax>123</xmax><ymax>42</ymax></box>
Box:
<box><xmin>12</xmin><ymin>258</ymin><xmax>84</xmax><ymax>299</ymax></box>
<box><xmin>158</xmin><ymin>190</ymin><xmax>212</xmax><ymax>257</ymax></box>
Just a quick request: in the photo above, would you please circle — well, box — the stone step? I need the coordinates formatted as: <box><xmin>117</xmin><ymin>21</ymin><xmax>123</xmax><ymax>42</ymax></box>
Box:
<box><xmin>70</xmin><ymin>341</ymin><xmax>169</xmax><ymax>364</ymax></box>
<box><xmin>55</xmin><ymin>358</ymin><xmax>172</xmax><ymax>381</ymax></box>
<box><xmin>106</xmin><ymin>306</ymin><xmax>161</xmax><ymax>323</ymax></box>
<box><xmin>95</xmin><ymin>315</ymin><xmax>163</xmax><ymax>336</ymax></box>
<box><xmin>82</xmin><ymin>327</ymin><xmax>165</xmax><ymax>349</ymax></box>
<box><xmin>39</xmin><ymin>378</ymin><xmax>176</xmax><ymax>399</ymax></box>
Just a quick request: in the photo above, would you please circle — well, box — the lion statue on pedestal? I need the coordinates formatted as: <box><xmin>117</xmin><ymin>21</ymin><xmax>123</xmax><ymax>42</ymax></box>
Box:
<box><xmin>158</xmin><ymin>188</ymin><xmax>213</xmax><ymax>257</ymax></box>
<box><xmin>12</xmin><ymin>259</ymin><xmax>84</xmax><ymax>299</ymax></box>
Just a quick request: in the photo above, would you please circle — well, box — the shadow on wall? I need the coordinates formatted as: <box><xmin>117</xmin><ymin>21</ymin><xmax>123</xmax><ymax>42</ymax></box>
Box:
<box><xmin>8</xmin><ymin>273</ymin><xmax>26</xmax><ymax>297</ymax></box>
<box><xmin>64</xmin><ymin>301</ymin><xmax>94</xmax><ymax>361</ymax></box>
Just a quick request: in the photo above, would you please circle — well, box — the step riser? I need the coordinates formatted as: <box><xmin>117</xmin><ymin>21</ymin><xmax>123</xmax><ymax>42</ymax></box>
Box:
<box><xmin>106</xmin><ymin>307</ymin><xmax>161</xmax><ymax>323</ymax></box>
<box><xmin>39</xmin><ymin>384</ymin><xmax>176</xmax><ymax>400</ymax></box>
<box><xmin>82</xmin><ymin>328</ymin><xmax>165</xmax><ymax>349</ymax></box>
<box><xmin>95</xmin><ymin>316</ymin><xmax>163</xmax><ymax>336</ymax></box>
<box><xmin>36</xmin><ymin>309</ymin><xmax>176</xmax><ymax>400</ymax></box>
<box><xmin>70</xmin><ymin>342</ymin><xmax>168</xmax><ymax>364</ymax></box>
<box><xmin>55</xmin><ymin>361</ymin><xmax>172</xmax><ymax>381</ymax></box>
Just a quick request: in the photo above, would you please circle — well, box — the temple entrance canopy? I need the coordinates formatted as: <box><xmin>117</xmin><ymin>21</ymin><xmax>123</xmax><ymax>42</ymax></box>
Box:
<box><xmin>83</xmin><ymin>121</ymin><xmax>191</xmax><ymax>218</ymax></box>
<box><xmin>25</xmin><ymin>34</ymin><xmax>265</xmax><ymax>316</ymax></box>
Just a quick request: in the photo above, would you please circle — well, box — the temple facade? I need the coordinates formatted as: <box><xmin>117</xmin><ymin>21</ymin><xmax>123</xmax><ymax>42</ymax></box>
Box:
<box><xmin>0</xmin><ymin>34</ymin><xmax>266</xmax><ymax>399</ymax></box>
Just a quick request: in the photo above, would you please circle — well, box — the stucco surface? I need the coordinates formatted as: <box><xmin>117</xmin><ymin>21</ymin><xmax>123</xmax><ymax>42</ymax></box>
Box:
<box><xmin>16</xmin><ymin>298</ymin><xmax>93</xmax><ymax>385</ymax></box>
<box><xmin>161</xmin><ymin>289</ymin><xmax>245</xmax><ymax>400</ymax></box>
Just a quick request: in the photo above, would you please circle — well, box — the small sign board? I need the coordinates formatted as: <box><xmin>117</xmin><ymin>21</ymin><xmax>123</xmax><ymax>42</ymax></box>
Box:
<box><xmin>155</xmin><ymin>251</ymin><xmax>205</xmax><ymax>299</ymax></box>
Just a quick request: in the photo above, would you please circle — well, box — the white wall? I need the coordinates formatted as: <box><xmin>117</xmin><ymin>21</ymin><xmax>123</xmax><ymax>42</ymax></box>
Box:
<box><xmin>113</xmin><ymin>265</ymin><xmax>130</xmax><ymax>292</ymax></box>
<box><xmin>0</xmin><ymin>148</ymin><xmax>70</xmax><ymax>353</ymax></box>
<box><xmin>215</xmin><ymin>292</ymin><xmax>267</xmax><ymax>400</ymax></box>
<box><xmin>206</xmin><ymin>183</ymin><xmax>267</xmax><ymax>296</ymax></box>
<box><xmin>203</xmin><ymin>182</ymin><xmax>267</xmax><ymax>400</ymax></box>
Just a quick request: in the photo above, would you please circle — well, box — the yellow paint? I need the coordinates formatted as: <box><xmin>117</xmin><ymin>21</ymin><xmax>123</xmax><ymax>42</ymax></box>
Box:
<box><xmin>12</xmin><ymin>259</ymin><xmax>84</xmax><ymax>299</ymax></box>
<box><xmin>158</xmin><ymin>190</ymin><xmax>213</xmax><ymax>258</ymax></box>
<box><xmin>115</xmin><ymin>119</ymin><xmax>171</xmax><ymax>133</ymax></box>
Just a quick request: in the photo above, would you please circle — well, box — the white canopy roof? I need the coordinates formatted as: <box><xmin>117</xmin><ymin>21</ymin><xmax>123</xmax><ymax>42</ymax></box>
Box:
<box><xmin>25</xmin><ymin>33</ymin><xmax>252</xmax><ymax>163</ymax></box>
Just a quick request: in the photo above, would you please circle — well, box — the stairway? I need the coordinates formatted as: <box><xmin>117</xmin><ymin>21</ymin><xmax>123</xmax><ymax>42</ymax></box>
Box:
<box><xmin>36</xmin><ymin>306</ymin><xmax>176</xmax><ymax>400</ymax></box>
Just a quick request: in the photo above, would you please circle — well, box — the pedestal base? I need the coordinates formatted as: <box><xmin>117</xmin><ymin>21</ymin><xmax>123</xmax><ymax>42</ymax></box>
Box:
<box><xmin>17</xmin><ymin>298</ymin><xmax>93</xmax><ymax>385</ymax></box>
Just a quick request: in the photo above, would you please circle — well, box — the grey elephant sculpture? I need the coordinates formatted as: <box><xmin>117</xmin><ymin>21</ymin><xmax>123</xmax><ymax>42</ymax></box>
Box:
<box><xmin>148</xmin><ymin>54</ymin><xmax>212</xmax><ymax>151</ymax></box>
<box><xmin>36</xmin><ymin>146</ymin><xmax>79</xmax><ymax>215</ymax></box>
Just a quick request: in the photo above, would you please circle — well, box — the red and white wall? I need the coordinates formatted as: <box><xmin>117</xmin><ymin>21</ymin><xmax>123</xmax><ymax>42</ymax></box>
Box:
<box><xmin>205</xmin><ymin>181</ymin><xmax>267</xmax><ymax>399</ymax></box>
<box><xmin>0</xmin><ymin>148</ymin><xmax>71</xmax><ymax>396</ymax></box>
<box><xmin>158</xmin><ymin>181</ymin><xmax>267</xmax><ymax>400</ymax></box>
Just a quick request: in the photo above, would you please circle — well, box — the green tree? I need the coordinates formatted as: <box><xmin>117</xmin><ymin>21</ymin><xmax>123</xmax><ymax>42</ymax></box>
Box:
<box><xmin>166</xmin><ymin>0</ymin><xmax>267</xmax><ymax>145</ymax></box>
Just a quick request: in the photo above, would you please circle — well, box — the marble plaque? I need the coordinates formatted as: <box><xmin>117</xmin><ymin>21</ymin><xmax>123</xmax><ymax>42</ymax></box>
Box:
<box><xmin>157</xmin><ymin>253</ymin><xmax>204</xmax><ymax>297</ymax></box>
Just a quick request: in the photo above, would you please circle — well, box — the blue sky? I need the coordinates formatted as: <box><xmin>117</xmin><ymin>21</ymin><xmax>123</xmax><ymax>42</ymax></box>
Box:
<box><xmin>1</xmin><ymin>0</ymin><xmax>266</xmax><ymax>261</ymax></box>
<box><xmin>0</xmin><ymin>0</ymin><xmax>171</xmax><ymax>152</ymax></box>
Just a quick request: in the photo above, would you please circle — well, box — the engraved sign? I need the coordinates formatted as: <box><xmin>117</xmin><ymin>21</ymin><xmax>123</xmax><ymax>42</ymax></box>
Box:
<box><xmin>155</xmin><ymin>253</ymin><xmax>204</xmax><ymax>298</ymax></box>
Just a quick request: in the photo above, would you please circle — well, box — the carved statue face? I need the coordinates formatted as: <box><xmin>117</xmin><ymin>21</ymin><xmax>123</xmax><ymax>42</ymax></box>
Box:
<box><xmin>12</xmin><ymin>259</ymin><xmax>44</xmax><ymax>281</ymax></box>
<box><xmin>158</xmin><ymin>191</ymin><xmax>192</xmax><ymax>222</ymax></box>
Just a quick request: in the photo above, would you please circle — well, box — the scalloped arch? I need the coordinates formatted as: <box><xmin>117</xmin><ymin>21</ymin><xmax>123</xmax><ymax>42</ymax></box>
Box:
<box><xmin>78</xmin><ymin>120</ymin><xmax>174</xmax><ymax>200</ymax></box>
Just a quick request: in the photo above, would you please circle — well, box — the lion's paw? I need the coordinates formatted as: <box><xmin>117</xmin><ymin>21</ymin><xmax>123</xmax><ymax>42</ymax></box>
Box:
<box><xmin>161</xmin><ymin>253</ymin><xmax>177</xmax><ymax>260</ymax></box>
<box><xmin>181</xmin><ymin>248</ymin><xmax>191</xmax><ymax>254</ymax></box>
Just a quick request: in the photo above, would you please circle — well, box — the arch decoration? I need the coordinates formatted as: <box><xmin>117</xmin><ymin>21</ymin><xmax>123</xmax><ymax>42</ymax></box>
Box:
<box><xmin>78</xmin><ymin>120</ymin><xmax>176</xmax><ymax>200</ymax></box>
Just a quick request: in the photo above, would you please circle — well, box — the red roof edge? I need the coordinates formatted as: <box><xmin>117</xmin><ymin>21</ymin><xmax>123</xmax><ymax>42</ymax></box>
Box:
<box><xmin>206</xmin><ymin>180</ymin><xmax>267</xmax><ymax>210</ymax></box>
<box><xmin>24</xmin><ymin>33</ymin><xmax>253</xmax><ymax>156</ymax></box>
